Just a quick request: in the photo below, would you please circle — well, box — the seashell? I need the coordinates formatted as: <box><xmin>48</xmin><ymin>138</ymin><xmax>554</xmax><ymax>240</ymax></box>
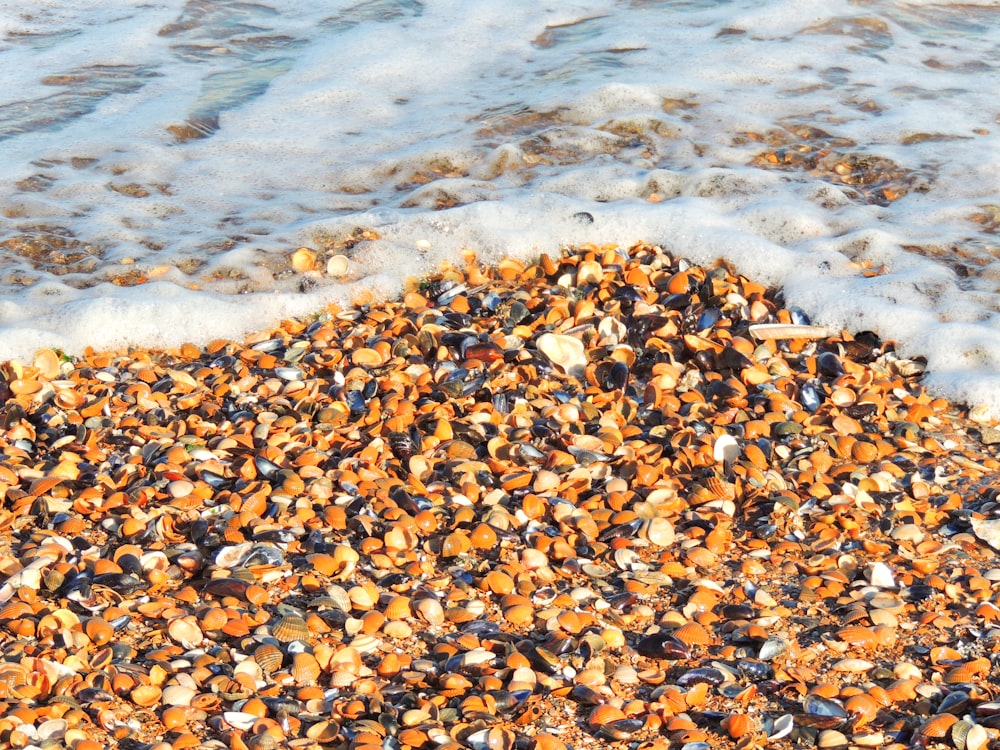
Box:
<box><xmin>130</xmin><ymin>684</ymin><xmax>162</xmax><ymax>707</ymax></box>
<box><xmin>223</xmin><ymin>711</ymin><xmax>258</xmax><ymax>731</ymax></box>
<box><xmin>167</xmin><ymin>616</ymin><xmax>203</xmax><ymax>649</ymax></box>
<box><xmin>635</xmin><ymin>632</ymin><xmax>690</xmax><ymax>660</ymax></box>
<box><xmin>721</xmin><ymin>713</ymin><xmax>753</xmax><ymax>739</ymax></box>
<box><xmin>768</xmin><ymin>714</ymin><xmax>794</xmax><ymax>740</ymax></box>
<box><xmin>161</xmin><ymin>685</ymin><xmax>197</xmax><ymax>706</ymax></box>
<box><xmin>640</xmin><ymin>517</ymin><xmax>674</xmax><ymax>547</ymax></box>
<box><xmin>536</xmin><ymin>333</ymin><xmax>587</xmax><ymax>378</ymax></box>
<box><xmin>254</xmin><ymin>643</ymin><xmax>284</xmax><ymax>673</ymax></box>
<box><xmin>327</xmin><ymin>254</ymin><xmax>350</xmax><ymax>277</ymax></box>
<box><xmin>673</xmin><ymin>622</ymin><xmax>712</xmax><ymax>646</ymax></box>
<box><xmin>831</xmin><ymin>658</ymin><xmax>874</xmax><ymax>673</ymax></box>
<box><xmin>271</xmin><ymin>614</ymin><xmax>309</xmax><ymax>643</ymax></box>
<box><xmin>385</xmin><ymin>596</ymin><xmax>412</xmax><ymax>621</ymax></box>
<box><xmin>963</xmin><ymin>723</ymin><xmax>989</xmax><ymax>750</ymax></box>
<box><xmin>291</xmin><ymin>247</ymin><xmax>317</xmax><ymax>272</ymax></box>
<box><xmin>415</xmin><ymin>597</ymin><xmax>445</xmax><ymax>626</ymax></box>
<box><xmin>33</xmin><ymin>348</ymin><xmax>62</xmax><ymax>379</ymax></box>
<box><xmin>835</xmin><ymin>626</ymin><xmax>877</xmax><ymax>647</ymax></box>
<box><xmin>866</xmin><ymin>561</ymin><xmax>895</xmax><ymax>588</ymax></box>
<box><xmin>919</xmin><ymin>713</ymin><xmax>959</xmax><ymax>739</ymax></box>
<box><xmin>594</xmin><ymin>719</ymin><xmax>643</xmax><ymax>742</ymax></box>
<box><xmin>291</xmin><ymin>652</ymin><xmax>322</xmax><ymax>684</ymax></box>
<box><xmin>804</xmin><ymin>694</ymin><xmax>848</xmax><ymax>720</ymax></box>
<box><xmin>748</xmin><ymin>323</ymin><xmax>830</xmax><ymax>340</ymax></box>
<box><xmin>816</xmin><ymin>729</ymin><xmax>848</xmax><ymax>749</ymax></box>
<box><xmin>215</xmin><ymin>542</ymin><xmax>253</xmax><ymax>569</ymax></box>
<box><xmin>845</xmin><ymin>694</ymin><xmax>878</xmax><ymax>727</ymax></box>
<box><xmin>675</xmin><ymin>667</ymin><xmax>726</xmax><ymax>688</ymax></box>
<box><xmin>758</xmin><ymin>636</ymin><xmax>788</xmax><ymax>661</ymax></box>
<box><xmin>587</xmin><ymin>704</ymin><xmax>626</xmax><ymax>727</ymax></box>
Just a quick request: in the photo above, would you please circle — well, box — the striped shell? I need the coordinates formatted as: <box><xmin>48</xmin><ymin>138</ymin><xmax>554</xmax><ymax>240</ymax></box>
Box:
<box><xmin>919</xmin><ymin>713</ymin><xmax>959</xmax><ymax>738</ymax></box>
<box><xmin>385</xmin><ymin>596</ymin><xmax>412</xmax><ymax>621</ymax></box>
<box><xmin>836</xmin><ymin>626</ymin><xmax>877</xmax><ymax>648</ymax></box>
<box><xmin>673</xmin><ymin>622</ymin><xmax>712</xmax><ymax>646</ymax></box>
<box><xmin>291</xmin><ymin>652</ymin><xmax>322</xmax><ymax>684</ymax></box>
<box><xmin>270</xmin><ymin>614</ymin><xmax>309</xmax><ymax>643</ymax></box>
<box><xmin>254</xmin><ymin>643</ymin><xmax>284</xmax><ymax>673</ymax></box>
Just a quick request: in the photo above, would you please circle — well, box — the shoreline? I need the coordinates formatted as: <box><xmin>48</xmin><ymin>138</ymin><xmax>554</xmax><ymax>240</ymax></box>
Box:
<box><xmin>0</xmin><ymin>242</ymin><xmax>998</xmax><ymax>750</ymax></box>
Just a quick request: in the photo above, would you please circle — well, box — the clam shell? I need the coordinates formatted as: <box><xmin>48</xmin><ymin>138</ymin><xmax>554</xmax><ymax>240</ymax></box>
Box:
<box><xmin>536</xmin><ymin>333</ymin><xmax>587</xmax><ymax>378</ymax></box>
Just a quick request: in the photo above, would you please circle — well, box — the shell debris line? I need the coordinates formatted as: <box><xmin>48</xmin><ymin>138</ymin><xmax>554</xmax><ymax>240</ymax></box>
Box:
<box><xmin>1</xmin><ymin>243</ymin><xmax>1000</xmax><ymax>750</ymax></box>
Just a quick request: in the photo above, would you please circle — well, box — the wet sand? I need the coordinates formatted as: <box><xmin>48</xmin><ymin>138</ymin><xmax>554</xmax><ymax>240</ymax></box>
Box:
<box><xmin>0</xmin><ymin>243</ymin><xmax>998</xmax><ymax>750</ymax></box>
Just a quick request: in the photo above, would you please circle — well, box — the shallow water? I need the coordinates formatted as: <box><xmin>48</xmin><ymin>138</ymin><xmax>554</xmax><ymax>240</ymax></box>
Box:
<box><xmin>0</xmin><ymin>0</ymin><xmax>998</xmax><ymax>412</ymax></box>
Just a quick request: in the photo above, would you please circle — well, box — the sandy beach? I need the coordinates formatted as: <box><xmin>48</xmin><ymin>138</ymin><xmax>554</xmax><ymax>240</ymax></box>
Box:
<box><xmin>0</xmin><ymin>243</ymin><xmax>998</xmax><ymax>750</ymax></box>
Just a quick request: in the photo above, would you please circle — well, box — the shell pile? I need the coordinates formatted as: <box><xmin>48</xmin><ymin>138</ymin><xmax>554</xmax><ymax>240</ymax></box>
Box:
<box><xmin>0</xmin><ymin>243</ymin><xmax>998</xmax><ymax>750</ymax></box>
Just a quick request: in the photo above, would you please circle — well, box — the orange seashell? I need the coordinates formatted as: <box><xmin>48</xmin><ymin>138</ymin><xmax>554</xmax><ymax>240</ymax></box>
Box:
<box><xmin>532</xmin><ymin>733</ymin><xmax>567</xmax><ymax>750</ymax></box>
<box><xmin>441</xmin><ymin>531</ymin><xmax>471</xmax><ymax>558</ymax></box>
<box><xmin>503</xmin><ymin>604</ymin><xmax>535</xmax><ymax>626</ymax></box>
<box><xmin>845</xmin><ymin>694</ymin><xmax>878</xmax><ymax>727</ymax></box>
<box><xmin>720</xmin><ymin>713</ymin><xmax>754</xmax><ymax>739</ymax></box>
<box><xmin>482</xmin><ymin>571</ymin><xmax>516</xmax><ymax>596</ymax></box>
<box><xmin>587</xmin><ymin>704</ymin><xmax>626</xmax><ymax>728</ymax></box>
<box><xmin>161</xmin><ymin>706</ymin><xmax>190</xmax><ymax>730</ymax></box>
<box><xmin>291</xmin><ymin>652</ymin><xmax>322</xmax><ymax>684</ymax></box>
<box><xmin>84</xmin><ymin>617</ymin><xmax>115</xmax><ymax>646</ymax></box>
<box><xmin>673</xmin><ymin>621</ymin><xmax>712</xmax><ymax>647</ymax></box>
<box><xmin>0</xmin><ymin>601</ymin><xmax>34</xmax><ymax>621</ymax></box>
<box><xmin>918</xmin><ymin>713</ymin><xmax>958</xmax><ymax>739</ymax></box>
<box><xmin>130</xmin><ymin>684</ymin><xmax>162</xmax><ymax>707</ymax></box>
<box><xmin>836</xmin><ymin>626</ymin><xmax>877</xmax><ymax>648</ymax></box>
<box><xmin>385</xmin><ymin>596</ymin><xmax>412</xmax><ymax>621</ymax></box>
<box><xmin>469</xmin><ymin>523</ymin><xmax>498</xmax><ymax>550</ymax></box>
<box><xmin>929</xmin><ymin>646</ymin><xmax>963</xmax><ymax>665</ymax></box>
<box><xmin>885</xmin><ymin>678</ymin><xmax>918</xmax><ymax>703</ymax></box>
<box><xmin>683</xmin><ymin>547</ymin><xmax>718</xmax><ymax>570</ymax></box>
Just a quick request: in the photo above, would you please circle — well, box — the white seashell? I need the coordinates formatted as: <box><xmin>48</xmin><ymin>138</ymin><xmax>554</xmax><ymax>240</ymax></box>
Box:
<box><xmin>970</xmin><ymin>517</ymin><xmax>1000</xmax><ymax>551</ymax></box>
<box><xmin>536</xmin><ymin>333</ymin><xmax>587</xmax><ymax>378</ymax></box>
<box><xmin>161</xmin><ymin>685</ymin><xmax>197</xmax><ymax>706</ymax></box>
<box><xmin>769</xmin><ymin>714</ymin><xmax>794</xmax><ymax>740</ymax></box>
<box><xmin>327</xmin><ymin>254</ymin><xmax>350</xmax><ymax>277</ymax></box>
<box><xmin>215</xmin><ymin>542</ymin><xmax>253</xmax><ymax>569</ymax></box>
<box><xmin>167</xmin><ymin>617</ymin><xmax>203</xmax><ymax>649</ymax></box>
<box><xmin>713</xmin><ymin>434</ymin><xmax>740</xmax><ymax>470</ymax></box>
<box><xmin>223</xmin><ymin>711</ymin><xmax>258</xmax><ymax>731</ymax></box>
<box><xmin>867</xmin><ymin>561</ymin><xmax>895</xmax><ymax>589</ymax></box>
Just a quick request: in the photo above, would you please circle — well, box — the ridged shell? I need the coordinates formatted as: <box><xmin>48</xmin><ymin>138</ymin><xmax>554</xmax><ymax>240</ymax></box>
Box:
<box><xmin>836</xmin><ymin>626</ymin><xmax>877</xmax><ymax>647</ymax></box>
<box><xmin>385</xmin><ymin>596</ymin><xmax>412</xmax><ymax>621</ymax></box>
<box><xmin>919</xmin><ymin>713</ymin><xmax>959</xmax><ymax>738</ymax></box>
<box><xmin>291</xmin><ymin>652</ymin><xmax>322</xmax><ymax>684</ymax></box>
<box><xmin>270</xmin><ymin>614</ymin><xmax>309</xmax><ymax>643</ymax></box>
<box><xmin>254</xmin><ymin>643</ymin><xmax>284</xmax><ymax>673</ymax></box>
<box><xmin>673</xmin><ymin>622</ymin><xmax>712</xmax><ymax>646</ymax></box>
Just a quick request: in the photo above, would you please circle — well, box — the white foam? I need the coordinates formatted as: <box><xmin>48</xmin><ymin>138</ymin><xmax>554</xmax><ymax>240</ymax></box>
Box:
<box><xmin>0</xmin><ymin>0</ymin><xmax>998</xmax><ymax>415</ymax></box>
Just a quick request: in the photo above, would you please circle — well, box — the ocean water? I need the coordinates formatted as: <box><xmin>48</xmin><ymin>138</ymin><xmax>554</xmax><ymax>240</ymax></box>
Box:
<box><xmin>1</xmin><ymin>0</ymin><xmax>998</xmax><ymax>413</ymax></box>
